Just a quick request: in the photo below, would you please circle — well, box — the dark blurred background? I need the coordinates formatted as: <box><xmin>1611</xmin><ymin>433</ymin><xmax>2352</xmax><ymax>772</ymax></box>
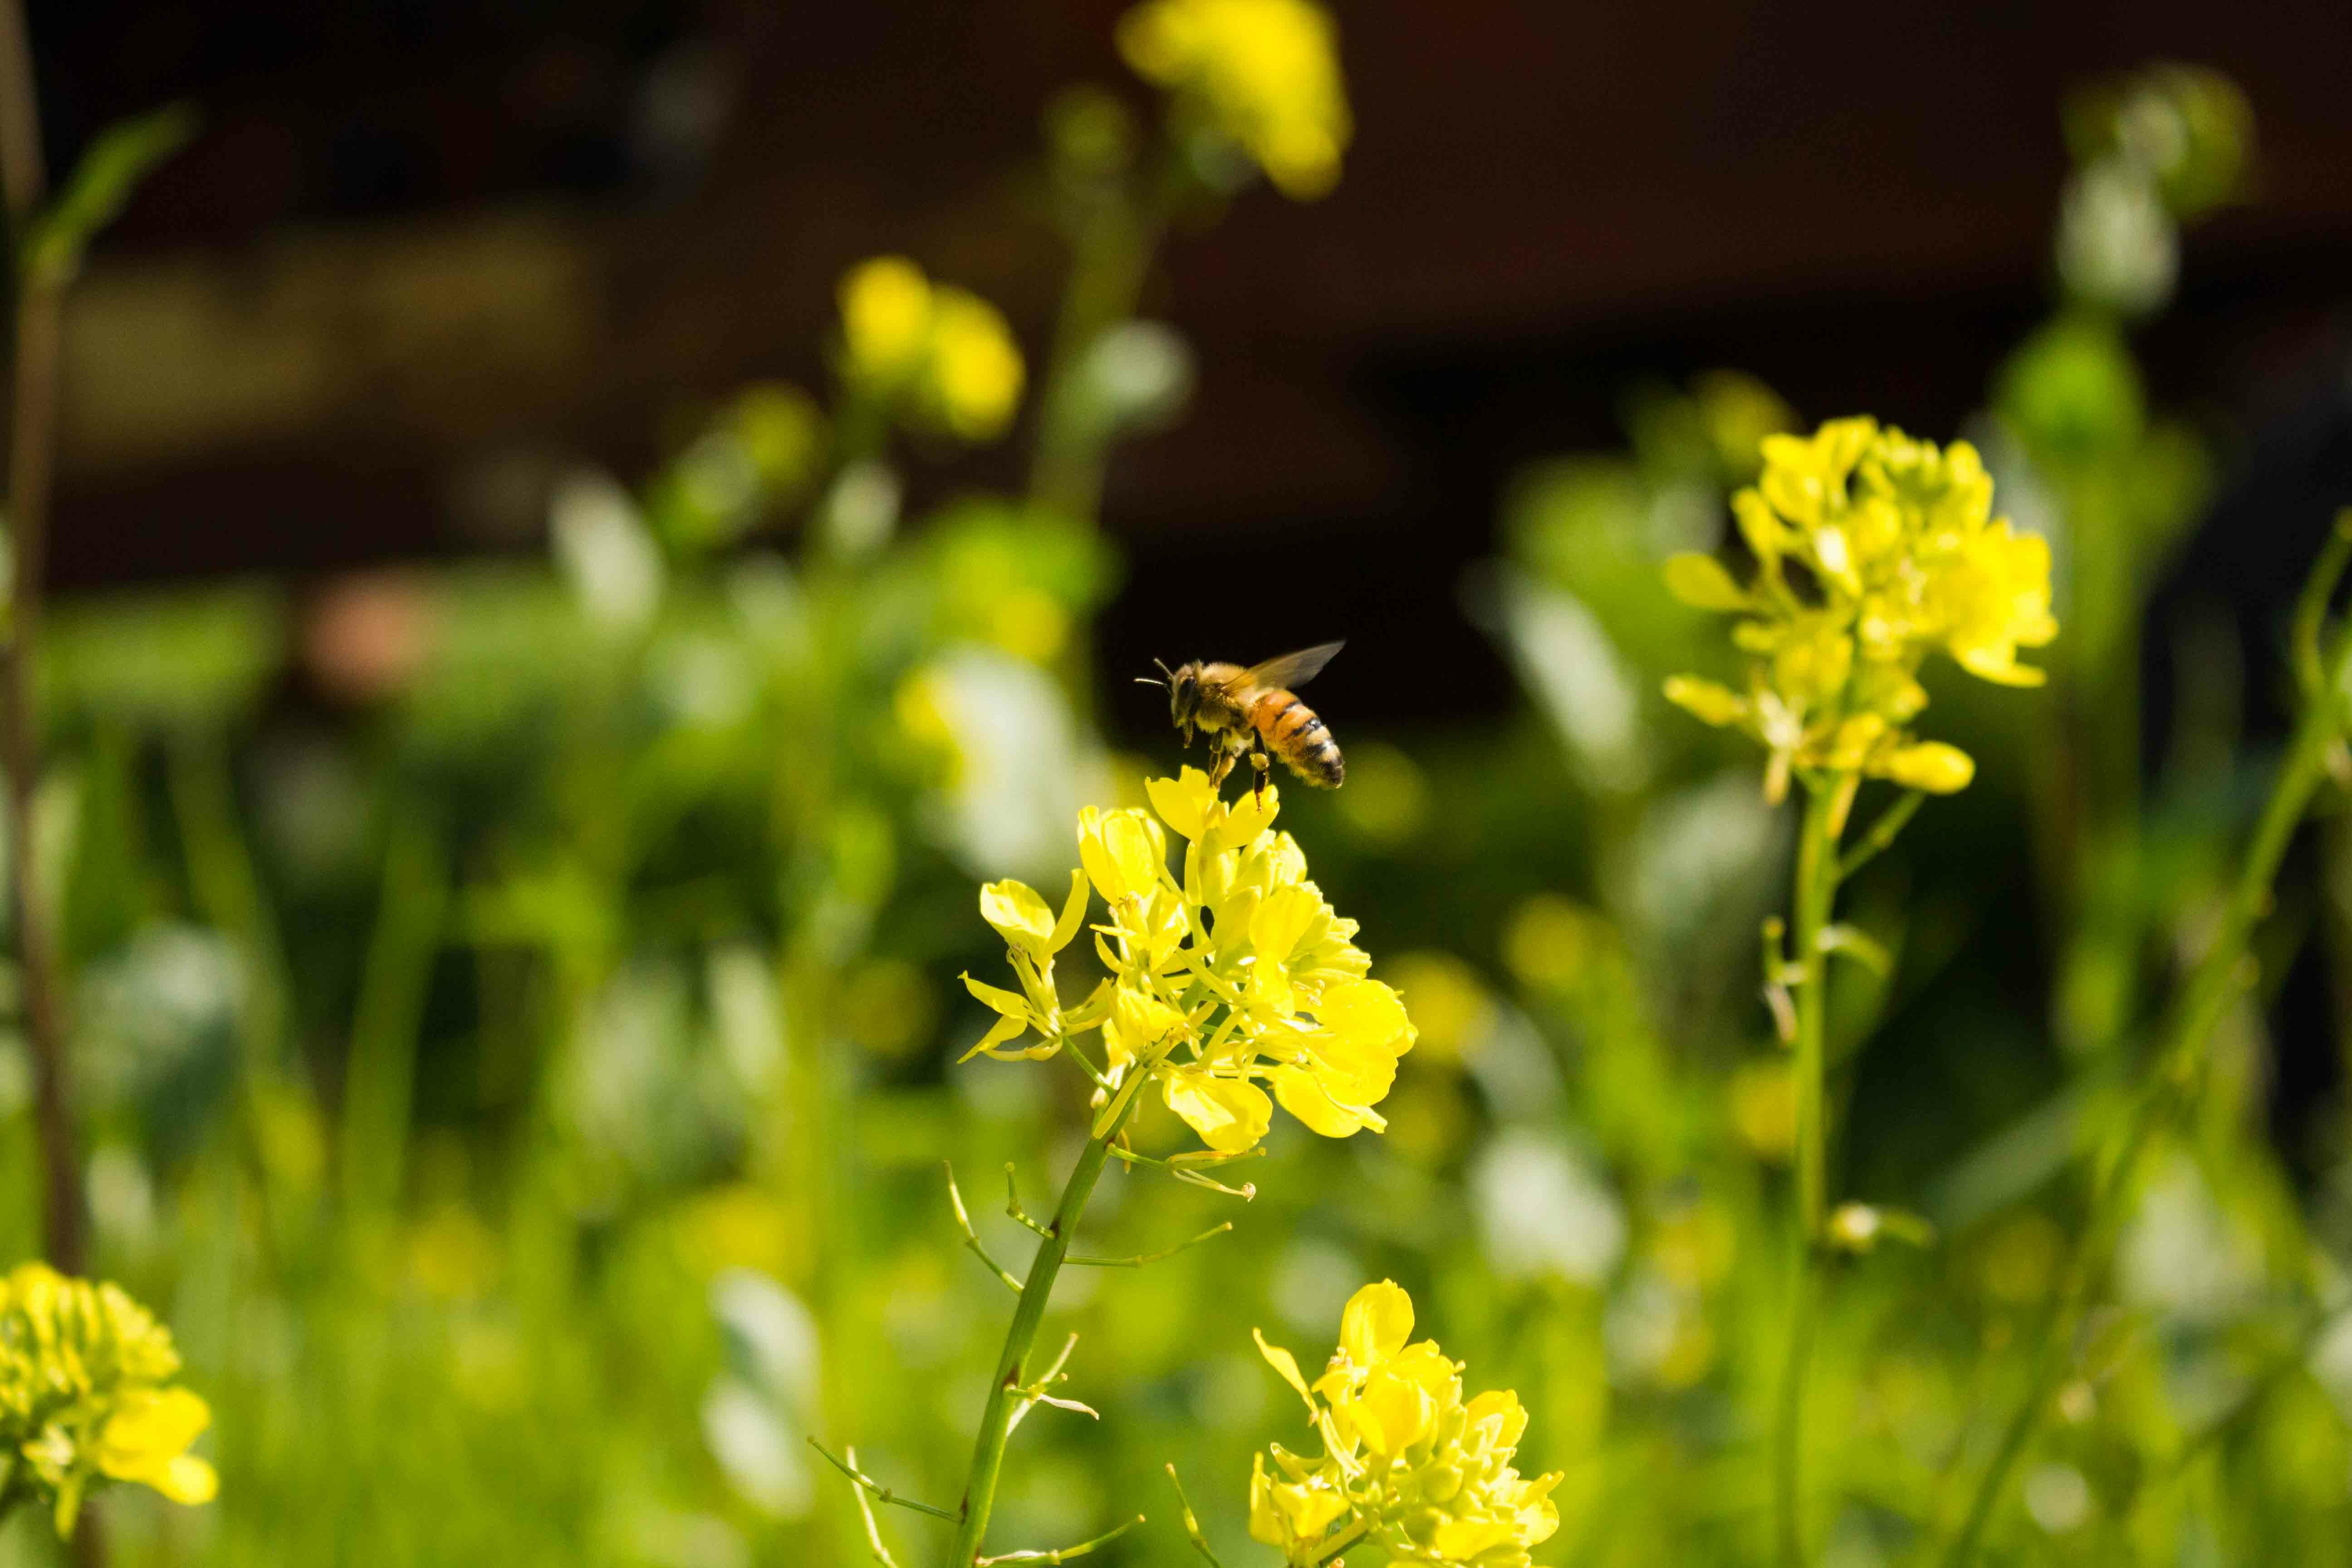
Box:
<box><xmin>29</xmin><ymin>0</ymin><xmax>2352</xmax><ymax>731</ymax></box>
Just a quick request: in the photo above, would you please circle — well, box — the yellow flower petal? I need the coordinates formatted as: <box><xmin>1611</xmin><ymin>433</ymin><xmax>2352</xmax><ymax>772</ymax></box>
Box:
<box><xmin>1273</xmin><ymin>1481</ymin><xmax>1348</xmax><ymax>1538</ymax></box>
<box><xmin>1349</xmin><ymin>1366</ymin><xmax>1434</xmax><ymax>1455</ymax></box>
<box><xmin>157</xmin><ymin>1454</ymin><xmax>218</xmax><ymax>1506</ymax></box>
<box><xmin>1431</xmin><ymin>1516</ymin><xmax>1517</xmax><ymax>1559</ymax></box>
<box><xmin>960</xmin><ymin>973</ymin><xmax>1032</xmax><ymax>1019</ymax></box>
<box><xmin>1250</xmin><ymin>883</ymin><xmax>1321</xmax><ymax>965</ymax></box>
<box><xmin>1048</xmin><ymin>868</ymin><xmax>1091</xmax><ymax>954</ymax></box>
<box><xmin>1253</xmin><ymin>1328</ymin><xmax>1316</xmax><ymax>1412</ymax></box>
<box><xmin>1078</xmin><ymin>805</ymin><xmax>1167</xmax><ymax>904</ymax></box>
<box><xmin>978</xmin><ymin>879</ymin><xmax>1057</xmax><ymax>958</ymax></box>
<box><xmin>1339</xmin><ymin>1279</ymin><xmax>1413</xmax><ymax>1366</ymax></box>
<box><xmin>1314</xmin><ymin>976</ymin><xmax>1411</xmax><ymax>1053</ymax></box>
<box><xmin>1268</xmin><ymin>1063</ymin><xmax>1370</xmax><ymax>1138</ymax></box>
<box><xmin>1146</xmin><ymin>768</ymin><xmax>1218</xmax><ymax>841</ymax></box>
<box><xmin>959</xmin><ymin>1011</ymin><xmax>1029</xmax><ymax>1063</ymax></box>
<box><xmin>1208</xmin><ymin>782</ymin><xmax>1280</xmax><ymax>853</ymax></box>
<box><xmin>1161</xmin><ymin>1070</ymin><xmax>1272</xmax><ymax>1154</ymax></box>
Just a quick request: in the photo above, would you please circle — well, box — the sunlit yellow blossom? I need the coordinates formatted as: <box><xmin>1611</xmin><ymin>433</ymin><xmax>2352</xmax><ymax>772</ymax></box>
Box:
<box><xmin>1250</xmin><ymin>1281</ymin><xmax>1562</xmax><ymax>1567</ymax></box>
<box><xmin>962</xmin><ymin>766</ymin><xmax>1413</xmax><ymax>1155</ymax></box>
<box><xmin>835</xmin><ymin>257</ymin><xmax>1025</xmax><ymax>441</ymax></box>
<box><xmin>925</xmin><ymin>287</ymin><xmax>1026</xmax><ymax>439</ymax></box>
<box><xmin>1665</xmin><ymin>416</ymin><xmax>2057</xmax><ymax>803</ymax></box>
<box><xmin>1117</xmin><ymin>0</ymin><xmax>1351</xmax><ymax>199</ymax></box>
<box><xmin>0</xmin><ymin>1262</ymin><xmax>218</xmax><ymax>1537</ymax></box>
<box><xmin>838</xmin><ymin>256</ymin><xmax>933</xmax><ymax>385</ymax></box>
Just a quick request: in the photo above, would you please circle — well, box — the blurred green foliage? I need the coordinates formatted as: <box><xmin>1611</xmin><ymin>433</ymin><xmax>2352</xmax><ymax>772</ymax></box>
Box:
<box><xmin>0</xmin><ymin>40</ymin><xmax>2342</xmax><ymax>1568</ymax></box>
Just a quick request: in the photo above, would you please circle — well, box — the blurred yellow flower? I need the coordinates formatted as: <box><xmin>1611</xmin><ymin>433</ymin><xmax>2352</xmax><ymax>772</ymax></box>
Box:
<box><xmin>0</xmin><ymin>1263</ymin><xmax>217</xmax><ymax>1537</ymax></box>
<box><xmin>1502</xmin><ymin>893</ymin><xmax>1600</xmax><ymax>993</ymax></box>
<box><xmin>962</xmin><ymin>765</ymin><xmax>1414</xmax><ymax>1155</ymax></box>
<box><xmin>1118</xmin><ymin>0</ymin><xmax>1351</xmax><ymax>199</ymax></box>
<box><xmin>1664</xmin><ymin>416</ymin><xmax>2057</xmax><ymax>808</ymax></box>
<box><xmin>925</xmin><ymin>287</ymin><xmax>1026</xmax><ymax>439</ymax></box>
<box><xmin>1378</xmin><ymin>951</ymin><xmax>1492</xmax><ymax>1064</ymax></box>
<box><xmin>1728</xmin><ymin>1059</ymin><xmax>1798</xmax><ymax>1163</ymax></box>
<box><xmin>838</xmin><ymin>255</ymin><xmax>933</xmax><ymax>385</ymax></box>
<box><xmin>1250</xmin><ymin>1280</ymin><xmax>1563</xmax><ymax>1566</ymax></box>
<box><xmin>835</xmin><ymin>257</ymin><xmax>1025</xmax><ymax>441</ymax></box>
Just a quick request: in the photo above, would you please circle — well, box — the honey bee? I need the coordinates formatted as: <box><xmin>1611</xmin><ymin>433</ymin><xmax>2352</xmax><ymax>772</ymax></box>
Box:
<box><xmin>1139</xmin><ymin>642</ymin><xmax>1346</xmax><ymax>799</ymax></box>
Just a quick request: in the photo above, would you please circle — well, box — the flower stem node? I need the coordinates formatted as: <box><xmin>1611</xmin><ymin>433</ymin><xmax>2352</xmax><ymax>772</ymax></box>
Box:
<box><xmin>1825</xmin><ymin>1202</ymin><xmax>1937</xmax><ymax>1254</ymax></box>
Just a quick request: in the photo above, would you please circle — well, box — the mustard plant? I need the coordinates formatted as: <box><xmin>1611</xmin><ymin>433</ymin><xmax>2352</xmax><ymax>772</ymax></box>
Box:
<box><xmin>819</xmin><ymin>767</ymin><xmax>1418</xmax><ymax>1566</ymax></box>
<box><xmin>1244</xmin><ymin>1280</ymin><xmax>1561</xmax><ymax>1567</ymax></box>
<box><xmin>0</xmin><ymin>1263</ymin><xmax>218</xmax><ymax>1538</ymax></box>
<box><xmin>1663</xmin><ymin>416</ymin><xmax>2058</xmax><ymax>1565</ymax></box>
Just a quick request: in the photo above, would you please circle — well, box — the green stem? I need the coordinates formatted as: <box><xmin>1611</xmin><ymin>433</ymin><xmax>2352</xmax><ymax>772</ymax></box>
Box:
<box><xmin>1304</xmin><ymin>1519</ymin><xmax>1368</xmax><ymax>1566</ymax></box>
<box><xmin>339</xmin><ymin>808</ymin><xmax>447</xmax><ymax>1230</ymax></box>
<box><xmin>948</xmin><ymin>1099</ymin><xmax>1138</xmax><ymax>1567</ymax></box>
<box><xmin>1936</xmin><ymin>597</ymin><xmax>2352</xmax><ymax>1568</ymax></box>
<box><xmin>1026</xmin><ymin>152</ymin><xmax>1177</xmax><ymax>531</ymax></box>
<box><xmin>1775</xmin><ymin>777</ymin><xmax>1843</xmax><ymax>1568</ymax></box>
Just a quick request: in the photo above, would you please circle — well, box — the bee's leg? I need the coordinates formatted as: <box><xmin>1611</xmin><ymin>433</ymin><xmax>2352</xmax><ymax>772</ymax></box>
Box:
<box><xmin>1250</xmin><ymin>735</ymin><xmax>1272</xmax><ymax>806</ymax></box>
<box><xmin>1208</xmin><ymin>743</ymin><xmax>1234</xmax><ymax>786</ymax></box>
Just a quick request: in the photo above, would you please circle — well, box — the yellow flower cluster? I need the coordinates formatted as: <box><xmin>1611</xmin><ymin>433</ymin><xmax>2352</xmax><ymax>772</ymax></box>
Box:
<box><xmin>1250</xmin><ymin>1281</ymin><xmax>1561</xmax><ymax>1567</ymax></box>
<box><xmin>0</xmin><ymin>1263</ymin><xmax>217</xmax><ymax>1537</ymax></box>
<box><xmin>1117</xmin><ymin>0</ymin><xmax>1351</xmax><ymax>200</ymax></box>
<box><xmin>963</xmin><ymin>768</ymin><xmax>1415</xmax><ymax>1154</ymax></box>
<box><xmin>837</xmin><ymin>256</ymin><xmax>1026</xmax><ymax>440</ymax></box>
<box><xmin>1663</xmin><ymin>416</ymin><xmax>2057</xmax><ymax>808</ymax></box>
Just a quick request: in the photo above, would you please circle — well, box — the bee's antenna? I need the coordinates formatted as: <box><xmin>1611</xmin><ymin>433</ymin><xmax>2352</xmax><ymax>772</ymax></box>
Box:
<box><xmin>1135</xmin><ymin>676</ymin><xmax>1165</xmax><ymax>688</ymax></box>
<box><xmin>1153</xmin><ymin>657</ymin><xmax>1176</xmax><ymax>681</ymax></box>
<box><xmin>1137</xmin><ymin>657</ymin><xmax>1176</xmax><ymax>689</ymax></box>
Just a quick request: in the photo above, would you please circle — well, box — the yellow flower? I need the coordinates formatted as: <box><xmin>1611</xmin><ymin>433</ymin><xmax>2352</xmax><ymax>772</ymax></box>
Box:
<box><xmin>1665</xmin><ymin>416</ymin><xmax>2056</xmax><ymax>799</ymax></box>
<box><xmin>1078</xmin><ymin>806</ymin><xmax>1167</xmax><ymax>906</ymax></box>
<box><xmin>963</xmin><ymin>765</ymin><xmax>1411</xmax><ymax>1156</ymax></box>
<box><xmin>1250</xmin><ymin>1281</ymin><xmax>1563</xmax><ymax>1567</ymax></box>
<box><xmin>835</xmin><ymin>257</ymin><xmax>1025</xmax><ymax>442</ymax></box>
<box><xmin>1117</xmin><ymin>0</ymin><xmax>1350</xmax><ymax>199</ymax></box>
<box><xmin>94</xmin><ymin>1388</ymin><xmax>217</xmax><ymax>1505</ymax></box>
<box><xmin>924</xmin><ymin>287</ymin><xmax>1025</xmax><ymax>440</ymax></box>
<box><xmin>838</xmin><ymin>255</ymin><xmax>933</xmax><ymax>385</ymax></box>
<box><xmin>0</xmin><ymin>1263</ymin><xmax>218</xmax><ymax>1537</ymax></box>
<box><xmin>963</xmin><ymin>870</ymin><xmax>1092</xmax><ymax>1063</ymax></box>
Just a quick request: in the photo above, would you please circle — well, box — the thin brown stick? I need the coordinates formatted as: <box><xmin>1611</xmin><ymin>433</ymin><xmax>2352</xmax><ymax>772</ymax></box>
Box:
<box><xmin>0</xmin><ymin>12</ymin><xmax>94</xmax><ymax>1564</ymax></box>
<box><xmin>0</xmin><ymin>0</ymin><xmax>81</xmax><ymax>1282</ymax></box>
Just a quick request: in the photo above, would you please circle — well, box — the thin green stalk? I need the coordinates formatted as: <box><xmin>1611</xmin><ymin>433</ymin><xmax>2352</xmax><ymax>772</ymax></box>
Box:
<box><xmin>1775</xmin><ymin>776</ymin><xmax>1843</xmax><ymax>1568</ymax></box>
<box><xmin>1025</xmin><ymin>143</ymin><xmax>1190</xmax><ymax>719</ymax></box>
<box><xmin>948</xmin><ymin>1100</ymin><xmax>1139</xmax><ymax>1567</ymax></box>
<box><xmin>339</xmin><ymin>808</ymin><xmax>447</xmax><ymax>1229</ymax></box>
<box><xmin>1026</xmin><ymin>149</ymin><xmax>1179</xmax><ymax>529</ymax></box>
<box><xmin>1936</xmin><ymin>567</ymin><xmax>2352</xmax><ymax>1568</ymax></box>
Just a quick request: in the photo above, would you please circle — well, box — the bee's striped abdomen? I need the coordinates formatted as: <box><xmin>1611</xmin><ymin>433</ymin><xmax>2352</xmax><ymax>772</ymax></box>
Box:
<box><xmin>1251</xmin><ymin>690</ymin><xmax>1345</xmax><ymax>788</ymax></box>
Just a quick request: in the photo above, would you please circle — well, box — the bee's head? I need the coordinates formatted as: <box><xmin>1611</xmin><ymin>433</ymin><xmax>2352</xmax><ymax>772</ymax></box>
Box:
<box><xmin>1137</xmin><ymin>658</ymin><xmax>1203</xmax><ymax>731</ymax></box>
<box><xmin>1166</xmin><ymin>660</ymin><xmax>1203</xmax><ymax>727</ymax></box>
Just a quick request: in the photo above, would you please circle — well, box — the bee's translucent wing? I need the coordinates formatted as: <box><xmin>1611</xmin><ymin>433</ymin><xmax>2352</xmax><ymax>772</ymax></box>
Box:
<box><xmin>1242</xmin><ymin>641</ymin><xmax>1344</xmax><ymax>692</ymax></box>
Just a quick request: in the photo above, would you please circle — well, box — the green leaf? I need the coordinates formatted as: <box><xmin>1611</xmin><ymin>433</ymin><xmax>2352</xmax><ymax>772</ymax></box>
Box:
<box><xmin>24</xmin><ymin>103</ymin><xmax>200</xmax><ymax>285</ymax></box>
